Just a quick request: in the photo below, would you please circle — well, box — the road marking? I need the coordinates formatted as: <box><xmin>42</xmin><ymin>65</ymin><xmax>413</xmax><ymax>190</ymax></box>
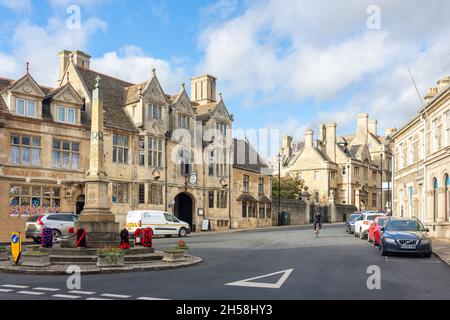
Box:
<box><xmin>1</xmin><ymin>285</ymin><xmax>29</xmax><ymax>289</ymax></box>
<box><xmin>225</xmin><ymin>269</ymin><xmax>294</xmax><ymax>289</ymax></box>
<box><xmin>69</xmin><ymin>290</ymin><xmax>96</xmax><ymax>295</ymax></box>
<box><xmin>100</xmin><ymin>293</ymin><xmax>131</xmax><ymax>299</ymax></box>
<box><xmin>137</xmin><ymin>297</ymin><xmax>170</xmax><ymax>300</ymax></box>
<box><xmin>86</xmin><ymin>297</ymin><xmax>113</xmax><ymax>300</ymax></box>
<box><xmin>52</xmin><ymin>294</ymin><xmax>80</xmax><ymax>299</ymax></box>
<box><xmin>34</xmin><ymin>287</ymin><xmax>60</xmax><ymax>292</ymax></box>
<box><xmin>17</xmin><ymin>291</ymin><xmax>46</xmax><ymax>296</ymax></box>
<box><xmin>0</xmin><ymin>289</ymin><xmax>13</xmax><ymax>293</ymax></box>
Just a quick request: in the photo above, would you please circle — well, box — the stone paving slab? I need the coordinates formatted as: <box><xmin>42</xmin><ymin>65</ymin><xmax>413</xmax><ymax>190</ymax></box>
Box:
<box><xmin>0</xmin><ymin>255</ymin><xmax>202</xmax><ymax>275</ymax></box>
<box><xmin>432</xmin><ymin>239</ymin><xmax>450</xmax><ymax>267</ymax></box>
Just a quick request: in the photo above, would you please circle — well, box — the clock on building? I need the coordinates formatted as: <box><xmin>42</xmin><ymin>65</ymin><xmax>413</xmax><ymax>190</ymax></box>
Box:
<box><xmin>189</xmin><ymin>172</ymin><xmax>198</xmax><ymax>186</ymax></box>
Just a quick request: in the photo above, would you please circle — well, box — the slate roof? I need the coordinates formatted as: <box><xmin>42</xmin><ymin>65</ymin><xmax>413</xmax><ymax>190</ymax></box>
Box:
<box><xmin>233</xmin><ymin>138</ymin><xmax>270</xmax><ymax>174</ymax></box>
<box><xmin>75</xmin><ymin>66</ymin><xmax>138</xmax><ymax>132</ymax></box>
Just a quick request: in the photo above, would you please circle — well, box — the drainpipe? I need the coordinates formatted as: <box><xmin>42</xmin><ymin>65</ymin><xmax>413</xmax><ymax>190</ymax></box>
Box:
<box><xmin>164</xmin><ymin>131</ymin><xmax>170</xmax><ymax>212</ymax></box>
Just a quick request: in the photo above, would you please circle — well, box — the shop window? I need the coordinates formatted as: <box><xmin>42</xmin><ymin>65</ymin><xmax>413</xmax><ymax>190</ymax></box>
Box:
<box><xmin>9</xmin><ymin>185</ymin><xmax>61</xmax><ymax>216</ymax></box>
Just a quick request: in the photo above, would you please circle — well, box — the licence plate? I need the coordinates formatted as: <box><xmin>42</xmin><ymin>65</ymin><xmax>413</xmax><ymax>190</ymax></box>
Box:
<box><xmin>27</xmin><ymin>225</ymin><xmax>36</xmax><ymax>230</ymax></box>
<box><xmin>401</xmin><ymin>244</ymin><xmax>416</xmax><ymax>250</ymax></box>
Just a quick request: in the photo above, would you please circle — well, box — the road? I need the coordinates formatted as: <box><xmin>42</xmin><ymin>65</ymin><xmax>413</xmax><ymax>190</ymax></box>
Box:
<box><xmin>1</xmin><ymin>224</ymin><xmax>450</xmax><ymax>300</ymax></box>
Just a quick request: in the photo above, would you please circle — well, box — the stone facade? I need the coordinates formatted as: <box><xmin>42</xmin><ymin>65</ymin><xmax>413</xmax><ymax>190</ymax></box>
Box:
<box><xmin>392</xmin><ymin>76</ymin><xmax>450</xmax><ymax>239</ymax></box>
<box><xmin>273</xmin><ymin>114</ymin><xmax>392</xmax><ymax>211</ymax></box>
<box><xmin>0</xmin><ymin>50</ymin><xmax>272</xmax><ymax>242</ymax></box>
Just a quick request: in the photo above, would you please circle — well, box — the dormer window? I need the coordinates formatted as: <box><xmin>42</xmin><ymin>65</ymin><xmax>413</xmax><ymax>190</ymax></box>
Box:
<box><xmin>16</xmin><ymin>99</ymin><xmax>36</xmax><ymax>118</ymax></box>
<box><xmin>57</xmin><ymin>106</ymin><xmax>76</xmax><ymax>124</ymax></box>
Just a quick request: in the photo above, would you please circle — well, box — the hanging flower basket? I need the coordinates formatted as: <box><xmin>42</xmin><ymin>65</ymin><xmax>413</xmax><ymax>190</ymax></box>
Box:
<box><xmin>21</xmin><ymin>252</ymin><xmax>51</xmax><ymax>267</ymax></box>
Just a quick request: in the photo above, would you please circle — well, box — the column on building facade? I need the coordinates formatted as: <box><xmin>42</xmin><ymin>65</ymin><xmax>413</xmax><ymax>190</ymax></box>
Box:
<box><xmin>425</xmin><ymin>190</ymin><xmax>435</xmax><ymax>224</ymax></box>
<box><xmin>437</xmin><ymin>187</ymin><xmax>447</xmax><ymax>223</ymax></box>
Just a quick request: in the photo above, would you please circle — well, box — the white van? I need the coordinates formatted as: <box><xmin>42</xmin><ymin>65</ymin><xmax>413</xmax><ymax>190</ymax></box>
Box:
<box><xmin>126</xmin><ymin>210</ymin><xmax>191</xmax><ymax>237</ymax></box>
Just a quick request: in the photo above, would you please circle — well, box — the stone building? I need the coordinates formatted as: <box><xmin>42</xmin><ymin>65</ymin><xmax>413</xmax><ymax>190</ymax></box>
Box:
<box><xmin>273</xmin><ymin>114</ymin><xmax>392</xmax><ymax>211</ymax></box>
<box><xmin>0</xmin><ymin>49</ymin><xmax>272</xmax><ymax>242</ymax></box>
<box><xmin>392</xmin><ymin>76</ymin><xmax>450</xmax><ymax>239</ymax></box>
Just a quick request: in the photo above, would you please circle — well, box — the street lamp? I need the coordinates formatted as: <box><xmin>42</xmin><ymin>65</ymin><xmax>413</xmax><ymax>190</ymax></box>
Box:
<box><xmin>277</xmin><ymin>153</ymin><xmax>282</xmax><ymax>220</ymax></box>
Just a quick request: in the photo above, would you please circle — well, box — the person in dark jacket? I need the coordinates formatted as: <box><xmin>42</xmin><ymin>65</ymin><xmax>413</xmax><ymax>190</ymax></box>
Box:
<box><xmin>313</xmin><ymin>211</ymin><xmax>322</xmax><ymax>233</ymax></box>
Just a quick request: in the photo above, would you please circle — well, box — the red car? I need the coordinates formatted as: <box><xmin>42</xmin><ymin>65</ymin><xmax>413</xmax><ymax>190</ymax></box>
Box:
<box><xmin>368</xmin><ymin>216</ymin><xmax>387</xmax><ymax>246</ymax></box>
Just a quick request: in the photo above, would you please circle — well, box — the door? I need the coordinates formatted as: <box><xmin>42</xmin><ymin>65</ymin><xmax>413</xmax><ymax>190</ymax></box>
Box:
<box><xmin>164</xmin><ymin>213</ymin><xmax>181</xmax><ymax>235</ymax></box>
<box><xmin>76</xmin><ymin>195</ymin><xmax>85</xmax><ymax>215</ymax></box>
<box><xmin>174</xmin><ymin>193</ymin><xmax>193</xmax><ymax>228</ymax></box>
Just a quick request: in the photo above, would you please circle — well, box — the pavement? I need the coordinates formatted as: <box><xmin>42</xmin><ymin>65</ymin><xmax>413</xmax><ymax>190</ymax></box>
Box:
<box><xmin>432</xmin><ymin>238</ymin><xmax>450</xmax><ymax>266</ymax></box>
<box><xmin>0</xmin><ymin>223</ymin><xmax>450</xmax><ymax>300</ymax></box>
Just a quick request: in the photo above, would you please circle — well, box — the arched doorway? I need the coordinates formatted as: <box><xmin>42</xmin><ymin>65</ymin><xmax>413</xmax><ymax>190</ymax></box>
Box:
<box><xmin>76</xmin><ymin>195</ymin><xmax>85</xmax><ymax>215</ymax></box>
<box><xmin>174</xmin><ymin>193</ymin><xmax>193</xmax><ymax>228</ymax></box>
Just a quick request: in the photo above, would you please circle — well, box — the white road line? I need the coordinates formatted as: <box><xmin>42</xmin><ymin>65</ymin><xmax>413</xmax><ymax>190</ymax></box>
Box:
<box><xmin>225</xmin><ymin>269</ymin><xmax>294</xmax><ymax>289</ymax></box>
<box><xmin>34</xmin><ymin>287</ymin><xmax>60</xmax><ymax>292</ymax></box>
<box><xmin>100</xmin><ymin>293</ymin><xmax>131</xmax><ymax>299</ymax></box>
<box><xmin>86</xmin><ymin>297</ymin><xmax>114</xmax><ymax>300</ymax></box>
<box><xmin>69</xmin><ymin>290</ymin><xmax>96</xmax><ymax>295</ymax></box>
<box><xmin>52</xmin><ymin>294</ymin><xmax>80</xmax><ymax>299</ymax></box>
<box><xmin>137</xmin><ymin>297</ymin><xmax>170</xmax><ymax>300</ymax></box>
<box><xmin>1</xmin><ymin>285</ymin><xmax>29</xmax><ymax>289</ymax></box>
<box><xmin>0</xmin><ymin>289</ymin><xmax>13</xmax><ymax>293</ymax></box>
<box><xmin>17</xmin><ymin>291</ymin><xmax>46</xmax><ymax>296</ymax></box>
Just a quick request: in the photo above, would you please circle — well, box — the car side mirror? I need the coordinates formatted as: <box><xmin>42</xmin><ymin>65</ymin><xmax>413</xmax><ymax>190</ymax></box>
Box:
<box><xmin>425</xmin><ymin>228</ymin><xmax>430</xmax><ymax>232</ymax></box>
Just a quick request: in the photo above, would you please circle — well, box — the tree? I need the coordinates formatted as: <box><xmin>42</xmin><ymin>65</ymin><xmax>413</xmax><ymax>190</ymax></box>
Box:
<box><xmin>272</xmin><ymin>173</ymin><xmax>306</xmax><ymax>200</ymax></box>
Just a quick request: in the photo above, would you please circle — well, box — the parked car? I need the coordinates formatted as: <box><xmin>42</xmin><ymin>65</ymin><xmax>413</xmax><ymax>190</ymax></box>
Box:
<box><xmin>126</xmin><ymin>210</ymin><xmax>191</xmax><ymax>237</ymax></box>
<box><xmin>354</xmin><ymin>212</ymin><xmax>385</xmax><ymax>239</ymax></box>
<box><xmin>345</xmin><ymin>213</ymin><xmax>361</xmax><ymax>234</ymax></box>
<box><xmin>379</xmin><ymin>218</ymin><xmax>432</xmax><ymax>257</ymax></box>
<box><xmin>25</xmin><ymin>213</ymin><xmax>78</xmax><ymax>243</ymax></box>
<box><xmin>368</xmin><ymin>216</ymin><xmax>387</xmax><ymax>246</ymax></box>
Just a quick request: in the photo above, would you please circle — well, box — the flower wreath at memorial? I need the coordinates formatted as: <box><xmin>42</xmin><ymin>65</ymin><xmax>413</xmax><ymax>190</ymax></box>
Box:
<box><xmin>133</xmin><ymin>228</ymin><xmax>144</xmax><ymax>246</ymax></box>
<box><xmin>142</xmin><ymin>228</ymin><xmax>153</xmax><ymax>248</ymax></box>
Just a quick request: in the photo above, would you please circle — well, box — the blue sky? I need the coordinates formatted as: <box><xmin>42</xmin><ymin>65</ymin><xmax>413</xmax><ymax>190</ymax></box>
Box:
<box><xmin>1</xmin><ymin>0</ymin><xmax>450</xmax><ymax>158</ymax></box>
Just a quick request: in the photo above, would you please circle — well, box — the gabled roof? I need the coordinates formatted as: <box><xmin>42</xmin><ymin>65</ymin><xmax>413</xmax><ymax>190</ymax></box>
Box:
<box><xmin>75</xmin><ymin>66</ymin><xmax>138</xmax><ymax>132</ymax></box>
<box><xmin>233</xmin><ymin>138</ymin><xmax>270</xmax><ymax>174</ymax></box>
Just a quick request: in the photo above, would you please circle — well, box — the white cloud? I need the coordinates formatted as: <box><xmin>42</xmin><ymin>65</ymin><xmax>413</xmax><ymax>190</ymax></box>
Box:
<box><xmin>197</xmin><ymin>0</ymin><xmax>450</xmax><ymax>135</ymax></box>
<box><xmin>0</xmin><ymin>0</ymin><xmax>31</xmax><ymax>12</ymax></box>
<box><xmin>0</xmin><ymin>16</ymin><xmax>106</xmax><ymax>86</ymax></box>
<box><xmin>91</xmin><ymin>46</ymin><xmax>188</xmax><ymax>94</ymax></box>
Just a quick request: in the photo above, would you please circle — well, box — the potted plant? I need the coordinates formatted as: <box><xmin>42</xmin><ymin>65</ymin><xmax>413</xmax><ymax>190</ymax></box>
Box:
<box><xmin>21</xmin><ymin>252</ymin><xmax>51</xmax><ymax>267</ymax></box>
<box><xmin>162</xmin><ymin>248</ymin><xmax>186</xmax><ymax>262</ymax></box>
<box><xmin>97</xmin><ymin>247</ymin><xmax>125</xmax><ymax>267</ymax></box>
<box><xmin>0</xmin><ymin>247</ymin><xmax>9</xmax><ymax>261</ymax></box>
<box><xmin>176</xmin><ymin>240</ymin><xmax>189</xmax><ymax>251</ymax></box>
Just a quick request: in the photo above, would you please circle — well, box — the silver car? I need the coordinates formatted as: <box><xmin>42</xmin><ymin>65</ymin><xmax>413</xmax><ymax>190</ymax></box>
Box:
<box><xmin>26</xmin><ymin>213</ymin><xmax>78</xmax><ymax>243</ymax></box>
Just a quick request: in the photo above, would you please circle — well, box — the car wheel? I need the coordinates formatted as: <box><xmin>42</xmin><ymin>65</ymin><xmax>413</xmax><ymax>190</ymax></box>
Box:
<box><xmin>179</xmin><ymin>228</ymin><xmax>187</xmax><ymax>237</ymax></box>
<box><xmin>380</xmin><ymin>243</ymin><xmax>387</xmax><ymax>256</ymax></box>
<box><xmin>52</xmin><ymin>230</ymin><xmax>61</xmax><ymax>243</ymax></box>
<box><xmin>423</xmin><ymin>252</ymin><xmax>432</xmax><ymax>258</ymax></box>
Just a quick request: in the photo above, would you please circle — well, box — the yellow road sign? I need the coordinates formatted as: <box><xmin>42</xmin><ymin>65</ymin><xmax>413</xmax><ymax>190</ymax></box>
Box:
<box><xmin>11</xmin><ymin>232</ymin><xmax>22</xmax><ymax>265</ymax></box>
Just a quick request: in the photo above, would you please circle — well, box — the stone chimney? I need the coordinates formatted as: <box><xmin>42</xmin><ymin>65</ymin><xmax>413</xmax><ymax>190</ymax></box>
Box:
<box><xmin>281</xmin><ymin>135</ymin><xmax>293</xmax><ymax>159</ymax></box>
<box><xmin>437</xmin><ymin>76</ymin><xmax>450</xmax><ymax>92</ymax></box>
<box><xmin>325</xmin><ymin>122</ymin><xmax>337</xmax><ymax>162</ymax></box>
<box><xmin>424</xmin><ymin>87</ymin><xmax>439</xmax><ymax>103</ymax></box>
<box><xmin>368</xmin><ymin>119</ymin><xmax>378</xmax><ymax>136</ymax></box>
<box><xmin>191</xmin><ymin>74</ymin><xmax>217</xmax><ymax>105</ymax></box>
<box><xmin>59</xmin><ymin>50</ymin><xmax>91</xmax><ymax>83</ymax></box>
<box><xmin>319</xmin><ymin>124</ymin><xmax>326</xmax><ymax>142</ymax></box>
<box><xmin>305</xmin><ymin>129</ymin><xmax>314</xmax><ymax>148</ymax></box>
<box><xmin>385</xmin><ymin>127</ymin><xmax>397</xmax><ymax>138</ymax></box>
<box><xmin>356</xmin><ymin>113</ymin><xmax>369</xmax><ymax>144</ymax></box>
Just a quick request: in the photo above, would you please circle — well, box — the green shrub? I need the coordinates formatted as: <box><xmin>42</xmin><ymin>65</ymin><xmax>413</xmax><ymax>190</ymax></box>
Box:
<box><xmin>98</xmin><ymin>247</ymin><xmax>124</xmax><ymax>264</ymax></box>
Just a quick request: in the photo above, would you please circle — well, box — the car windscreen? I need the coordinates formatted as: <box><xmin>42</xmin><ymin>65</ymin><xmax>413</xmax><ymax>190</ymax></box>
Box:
<box><xmin>26</xmin><ymin>216</ymin><xmax>40</xmax><ymax>222</ymax></box>
<box><xmin>386</xmin><ymin>220</ymin><xmax>425</xmax><ymax>232</ymax></box>
<box><xmin>350</xmin><ymin>215</ymin><xmax>360</xmax><ymax>221</ymax></box>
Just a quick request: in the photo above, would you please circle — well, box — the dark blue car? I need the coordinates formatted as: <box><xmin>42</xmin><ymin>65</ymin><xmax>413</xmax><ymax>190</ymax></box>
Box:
<box><xmin>379</xmin><ymin>218</ymin><xmax>432</xmax><ymax>258</ymax></box>
<box><xmin>345</xmin><ymin>213</ymin><xmax>361</xmax><ymax>234</ymax></box>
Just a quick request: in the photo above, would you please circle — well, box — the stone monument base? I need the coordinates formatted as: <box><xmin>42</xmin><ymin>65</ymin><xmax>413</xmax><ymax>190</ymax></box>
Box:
<box><xmin>61</xmin><ymin>220</ymin><xmax>121</xmax><ymax>249</ymax></box>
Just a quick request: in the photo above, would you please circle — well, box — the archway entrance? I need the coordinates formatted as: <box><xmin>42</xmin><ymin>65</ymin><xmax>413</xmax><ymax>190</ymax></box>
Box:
<box><xmin>174</xmin><ymin>193</ymin><xmax>193</xmax><ymax>228</ymax></box>
<box><xmin>76</xmin><ymin>195</ymin><xmax>85</xmax><ymax>215</ymax></box>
